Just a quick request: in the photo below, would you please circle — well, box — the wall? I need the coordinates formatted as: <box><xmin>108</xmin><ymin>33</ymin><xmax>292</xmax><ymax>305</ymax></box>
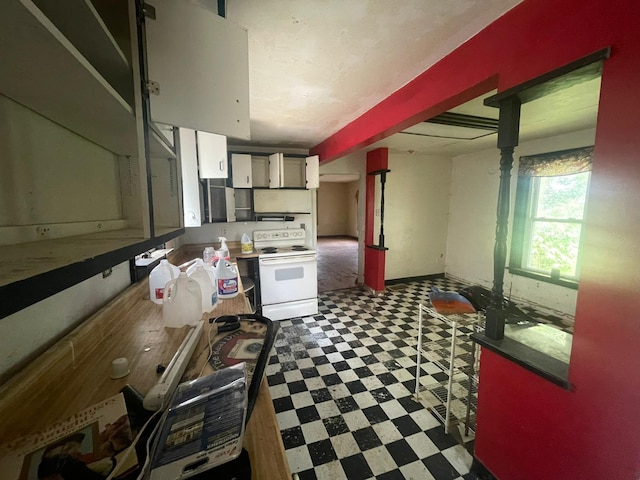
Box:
<box><xmin>182</xmin><ymin>215</ymin><xmax>314</xmax><ymax>246</ymax></box>
<box><xmin>182</xmin><ymin>189</ymin><xmax>317</xmax><ymax>247</ymax></box>
<box><xmin>317</xmin><ymin>182</ymin><xmax>351</xmax><ymax>236</ymax></box>
<box><xmin>345</xmin><ymin>180</ymin><xmax>359</xmax><ymax>237</ymax></box>
<box><xmin>447</xmin><ymin>129</ymin><xmax>595</xmax><ymax>315</ymax></box>
<box><xmin>0</xmin><ymin>261</ymin><xmax>131</xmax><ymax>381</ymax></box>
<box><xmin>0</xmin><ymin>95</ymin><xmax>125</xmax><ymax>244</ymax></box>
<box><xmin>385</xmin><ymin>153</ymin><xmax>451</xmax><ymax>280</ymax></box>
<box><xmin>313</xmin><ymin>0</ymin><xmax>640</xmax><ymax>478</ymax></box>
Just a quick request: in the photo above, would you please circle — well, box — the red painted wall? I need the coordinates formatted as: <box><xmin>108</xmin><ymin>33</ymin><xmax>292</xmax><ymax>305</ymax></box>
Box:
<box><xmin>313</xmin><ymin>0</ymin><xmax>640</xmax><ymax>478</ymax></box>
<box><xmin>364</xmin><ymin>149</ymin><xmax>387</xmax><ymax>292</ymax></box>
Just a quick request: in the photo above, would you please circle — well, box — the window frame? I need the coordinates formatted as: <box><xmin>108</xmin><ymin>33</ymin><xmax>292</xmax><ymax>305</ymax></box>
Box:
<box><xmin>509</xmin><ymin>148</ymin><xmax>592</xmax><ymax>289</ymax></box>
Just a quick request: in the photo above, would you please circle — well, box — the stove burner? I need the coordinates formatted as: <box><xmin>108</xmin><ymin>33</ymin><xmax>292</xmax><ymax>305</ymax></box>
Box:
<box><xmin>262</xmin><ymin>247</ymin><xmax>278</xmax><ymax>254</ymax></box>
<box><xmin>291</xmin><ymin>245</ymin><xmax>309</xmax><ymax>251</ymax></box>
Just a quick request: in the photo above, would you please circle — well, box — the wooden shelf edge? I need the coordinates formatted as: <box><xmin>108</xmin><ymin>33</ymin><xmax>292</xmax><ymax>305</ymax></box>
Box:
<box><xmin>0</xmin><ymin>227</ymin><xmax>184</xmax><ymax>320</ymax></box>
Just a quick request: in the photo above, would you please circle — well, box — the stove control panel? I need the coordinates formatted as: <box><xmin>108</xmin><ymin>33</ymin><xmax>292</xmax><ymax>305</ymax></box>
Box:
<box><xmin>253</xmin><ymin>228</ymin><xmax>306</xmax><ymax>242</ymax></box>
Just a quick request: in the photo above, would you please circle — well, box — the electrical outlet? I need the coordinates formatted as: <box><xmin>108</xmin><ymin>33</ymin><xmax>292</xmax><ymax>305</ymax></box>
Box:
<box><xmin>36</xmin><ymin>225</ymin><xmax>51</xmax><ymax>237</ymax></box>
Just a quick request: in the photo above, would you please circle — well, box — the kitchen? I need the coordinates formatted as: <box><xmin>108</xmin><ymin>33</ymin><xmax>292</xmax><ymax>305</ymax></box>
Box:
<box><xmin>1</xmin><ymin>0</ymin><xmax>640</xmax><ymax>479</ymax></box>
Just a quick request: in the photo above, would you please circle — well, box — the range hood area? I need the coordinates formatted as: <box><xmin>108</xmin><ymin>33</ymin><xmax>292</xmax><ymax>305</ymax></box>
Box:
<box><xmin>253</xmin><ymin>190</ymin><xmax>313</xmax><ymax>217</ymax></box>
<box><xmin>255</xmin><ymin>214</ymin><xmax>296</xmax><ymax>221</ymax></box>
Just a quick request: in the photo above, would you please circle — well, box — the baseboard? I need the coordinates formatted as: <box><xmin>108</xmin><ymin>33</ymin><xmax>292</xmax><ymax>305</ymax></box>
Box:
<box><xmin>470</xmin><ymin>456</ymin><xmax>498</xmax><ymax>480</ymax></box>
<box><xmin>317</xmin><ymin>235</ymin><xmax>358</xmax><ymax>239</ymax></box>
<box><xmin>385</xmin><ymin>273</ymin><xmax>445</xmax><ymax>285</ymax></box>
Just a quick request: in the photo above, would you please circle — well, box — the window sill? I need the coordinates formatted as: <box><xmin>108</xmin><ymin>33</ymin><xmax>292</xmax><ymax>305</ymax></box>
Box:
<box><xmin>507</xmin><ymin>267</ymin><xmax>579</xmax><ymax>290</ymax></box>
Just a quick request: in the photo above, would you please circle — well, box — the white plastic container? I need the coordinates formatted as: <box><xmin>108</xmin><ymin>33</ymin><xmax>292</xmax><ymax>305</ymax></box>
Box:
<box><xmin>241</xmin><ymin>233</ymin><xmax>253</xmax><ymax>254</ymax></box>
<box><xmin>215</xmin><ymin>258</ymin><xmax>238</xmax><ymax>299</ymax></box>
<box><xmin>162</xmin><ymin>272</ymin><xmax>203</xmax><ymax>328</ymax></box>
<box><xmin>203</xmin><ymin>246</ymin><xmax>216</xmax><ymax>265</ymax></box>
<box><xmin>149</xmin><ymin>259</ymin><xmax>180</xmax><ymax>304</ymax></box>
<box><xmin>188</xmin><ymin>259</ymin><xmax>218</xmax><ymax>313</ymax></box>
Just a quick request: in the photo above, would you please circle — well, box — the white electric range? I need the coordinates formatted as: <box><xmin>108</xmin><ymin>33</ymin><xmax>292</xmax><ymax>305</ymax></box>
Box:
<box><xmin>253</xmin><ymin>228</ymin><xmax>318</xmax><ymax>321</ymax></box>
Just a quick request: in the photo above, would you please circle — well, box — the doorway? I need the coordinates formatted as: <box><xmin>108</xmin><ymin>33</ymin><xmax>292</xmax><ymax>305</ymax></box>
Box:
<box><xmin>316</xmin><ymin>176</ymin><xmax>360</xmax><ymax>292</ymax></box>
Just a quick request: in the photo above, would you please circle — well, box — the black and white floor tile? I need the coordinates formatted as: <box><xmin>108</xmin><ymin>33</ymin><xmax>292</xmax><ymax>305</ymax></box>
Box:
<box><xmin>266</xmin><ymin>277</ymin><xmax>569</xmax><ymax>478</ymax></box>
<box><xmin>266</xmin><ymin>277</ymin><xmax>485</xmax><ymax>480</ymax></box>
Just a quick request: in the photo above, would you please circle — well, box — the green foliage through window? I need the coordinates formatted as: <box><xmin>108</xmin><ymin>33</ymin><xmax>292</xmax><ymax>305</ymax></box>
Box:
<box><xmin>510</xmin><ymin>147</ymin><xmax>592</xmax><ymax>284</ymax></box>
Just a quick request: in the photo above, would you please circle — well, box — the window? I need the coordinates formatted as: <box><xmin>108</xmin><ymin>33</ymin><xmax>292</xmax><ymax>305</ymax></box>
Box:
<box><xmin>510</xmin><ymin>146</ymin><xmax>593</xmax><ymax>286</ymax></box>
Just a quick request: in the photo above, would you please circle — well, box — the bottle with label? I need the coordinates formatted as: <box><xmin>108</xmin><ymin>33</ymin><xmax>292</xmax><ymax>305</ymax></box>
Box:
<box><xmin>148</xmin><ymin>259</ymin><xmax>180</xmax><ymax>304</ymax></box>
<box><xmin>215</xmin><ymin>258</ymin><xmax>238</xmax><ymax>299</ymax></box>
<box><xmin>241</xmin><ymin>233</ymin><xmax>253</xmax><ymax>254</ymax></box>
<box><xmin>188</xmin><ymin>259</ymin><xmax>218</xmax><ymax>313</ymax></box>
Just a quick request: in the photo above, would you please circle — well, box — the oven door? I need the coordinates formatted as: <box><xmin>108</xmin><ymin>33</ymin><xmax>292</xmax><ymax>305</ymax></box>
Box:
<box><xmin>259</xmin><ymin>254</ymin><xmax>317</xmax><ymax>306</ymax></box>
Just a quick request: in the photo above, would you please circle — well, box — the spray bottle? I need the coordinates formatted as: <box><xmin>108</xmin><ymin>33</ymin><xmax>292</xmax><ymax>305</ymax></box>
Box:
<box><xmin>218</xmin><ymin>237</ymin><xmax>230</xmax><ymax>260</ymax></box>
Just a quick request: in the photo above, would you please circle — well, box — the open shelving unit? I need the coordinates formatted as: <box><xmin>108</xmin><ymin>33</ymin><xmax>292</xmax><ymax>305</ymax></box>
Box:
<box><xmin>0</xmin><ymin>0</ymin><xmax>182</xmax><ymax>319</ymax></box>
<box><xmin>414</xmin><ymin>303</ymin><xmax>483</xmax><ymax>438</ymax></box>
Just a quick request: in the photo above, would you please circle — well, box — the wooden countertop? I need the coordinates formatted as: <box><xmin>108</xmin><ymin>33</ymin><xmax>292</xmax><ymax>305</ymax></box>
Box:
<box><xmin>0</xmin><ymin>247</ymin><xmax>291</xmax><ymax>479</ymax></box>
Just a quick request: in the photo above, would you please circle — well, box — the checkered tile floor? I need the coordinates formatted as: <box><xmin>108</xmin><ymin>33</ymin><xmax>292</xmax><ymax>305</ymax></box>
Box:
<box><xmin>265</xmin><ymin>277</ymin><xmax>484</xmax><ymax>480</ymax></box>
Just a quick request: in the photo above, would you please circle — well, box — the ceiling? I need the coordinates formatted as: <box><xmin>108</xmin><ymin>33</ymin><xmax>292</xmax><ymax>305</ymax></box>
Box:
<box><xmin>223</xmin><ymin>0</ymin><xmax>601</xmax><ymax>159</ymax></box>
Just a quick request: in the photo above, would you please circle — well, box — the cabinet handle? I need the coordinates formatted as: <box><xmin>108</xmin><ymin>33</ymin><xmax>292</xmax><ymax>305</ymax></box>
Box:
<box><xmin>219</xmin><ymin>160</ymin><xmax>224</xmax><ymax>171</ymax></box>
<box><xmin>246</xmin><ymin>175</ymin><xmax>249</xmax><ymax>184</ymax></box>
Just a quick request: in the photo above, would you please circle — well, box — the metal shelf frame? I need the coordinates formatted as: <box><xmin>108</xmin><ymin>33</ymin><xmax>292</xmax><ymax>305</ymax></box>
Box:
<box><xmin>414</xmin><ymin>303</ymin><xmax>482</xmax><ymax>435</ymax></box>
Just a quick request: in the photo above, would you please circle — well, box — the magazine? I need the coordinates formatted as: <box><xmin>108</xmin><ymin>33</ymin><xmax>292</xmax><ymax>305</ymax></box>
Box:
<box><xmin>0</xmin><ymin>393</ymin><xmax>138</xmax><ymax>480</ymax></box>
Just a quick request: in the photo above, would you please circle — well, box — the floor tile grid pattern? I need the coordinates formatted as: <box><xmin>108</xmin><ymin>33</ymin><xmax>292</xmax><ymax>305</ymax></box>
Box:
<box><xmin>266</xmin><ymin>277</ymin><xmax>482</xmax><ymax>480</ymax></box>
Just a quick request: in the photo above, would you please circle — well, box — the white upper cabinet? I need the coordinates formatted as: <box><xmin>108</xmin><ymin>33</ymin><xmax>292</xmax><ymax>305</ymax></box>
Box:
<box><xmin>305</xmin><ymin>155</ymin><xmax>320</xmax><ymax>189</ymax></box>
<box><xmin>144</xmin><ymin>0</ymin><xmax>250</xmax><ymax>139</ymax></box>
<box><xmin>269</xmin><ymin>153</ymin><xmax>284</xmax><ymax>189</ymax></box>
<box><xmin>197</xmin><ymin>131</ymin><xmax>228</xmax><ymax>179</ymax></box>
<box><xmin>232</xmin><ymin>154</ymin><xmax>252</xmax><ymax>188</ymax></box>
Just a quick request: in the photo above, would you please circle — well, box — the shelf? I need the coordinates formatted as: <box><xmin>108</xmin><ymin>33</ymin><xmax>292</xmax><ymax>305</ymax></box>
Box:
<box><xmin>31</xmin><ymin>0</ymin><xmax>133</xmax><ymax>104</ymax></box>
<box><xmin>419</xmin><ymin>372</ymin><xmax>478</xmax><ymax>437</ymax></box>
<box><xmin>420</xmin><ymin>337</ymin><xmax>477</xmax><ymax>374</ymax></box>
<box><xmin>0</xmin><ymin>227</ymin><xmax>184</xmax><ymax>319</ymax></box>
<box><xmin>0</xmin><ymin>0</ymin><xmax>140</xmax><ymax>156</ymax></box>
<box><xmin>414</xmin><ymin>302</ymin><xmax>482</xmax><ymax>439</ymax></box>
<box><xmin>149</xmin><ymin>123</ymin><xmax>176</xmax><ymax>159</ymax></box>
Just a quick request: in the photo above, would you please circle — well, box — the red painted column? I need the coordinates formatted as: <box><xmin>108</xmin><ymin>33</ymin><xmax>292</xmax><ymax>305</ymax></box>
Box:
<box><xmin>364</xmin><ymin>148</ymin><xmax>388</xmax><ymax>293</ymax></box>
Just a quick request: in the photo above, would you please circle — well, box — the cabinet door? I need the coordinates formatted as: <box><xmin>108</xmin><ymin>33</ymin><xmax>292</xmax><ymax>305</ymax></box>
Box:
<box><xmin>178</xmin><ymin>128</ymin><xmax>202</xmax><ymax>227</ymax></box>
<box><xmin>305</xmin><ymin>155</ymin><xmax>320</xmax><ymax>189</ymax></box>
<box><xmin>145</xmin><ymin>0</ymin><xmax>250</xmax><ymax>139</ymax></box>
<box><xmin>268</xmin><ymin>153</ymin><xmax>283</xmax><ymax>189</ymax></box>
<box><xmin>197</xmin><ymin>131</ymin><xmax>227</xmax><ymax>178</ymax></box>
<box><xmin>232</xmin><ymin>154</ymin><xmax>252</xmax><ymax>188</ymax></box>
<box><xmin>225</xmin><ymin>187</ymin><xmax>236</xmax><ymax>222</ymax></box>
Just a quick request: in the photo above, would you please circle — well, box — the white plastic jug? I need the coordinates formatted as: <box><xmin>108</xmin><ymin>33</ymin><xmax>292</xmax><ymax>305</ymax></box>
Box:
<box><xmin>215</xmin><ymin>258</ymin><xmax>239</xmax><ymax>299</ymax></box>
<box><xmin>162</xmin><ymin>272</ymin><xmax>203</xmax><ymax>328</ymax></box>
<box><xmin>188</xmin><ymin>260</ymin><xmax>218</xmax><ymax>313</ymax></box>
<box><xmin>149</xmin><ymin>259</ymin><xmax>180</xmax><ymax>304</ymax></box>
<box><xmin>241</xmin><ymin>233</ymin><xmax>253</xmax><ymax>254</ymax></box>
